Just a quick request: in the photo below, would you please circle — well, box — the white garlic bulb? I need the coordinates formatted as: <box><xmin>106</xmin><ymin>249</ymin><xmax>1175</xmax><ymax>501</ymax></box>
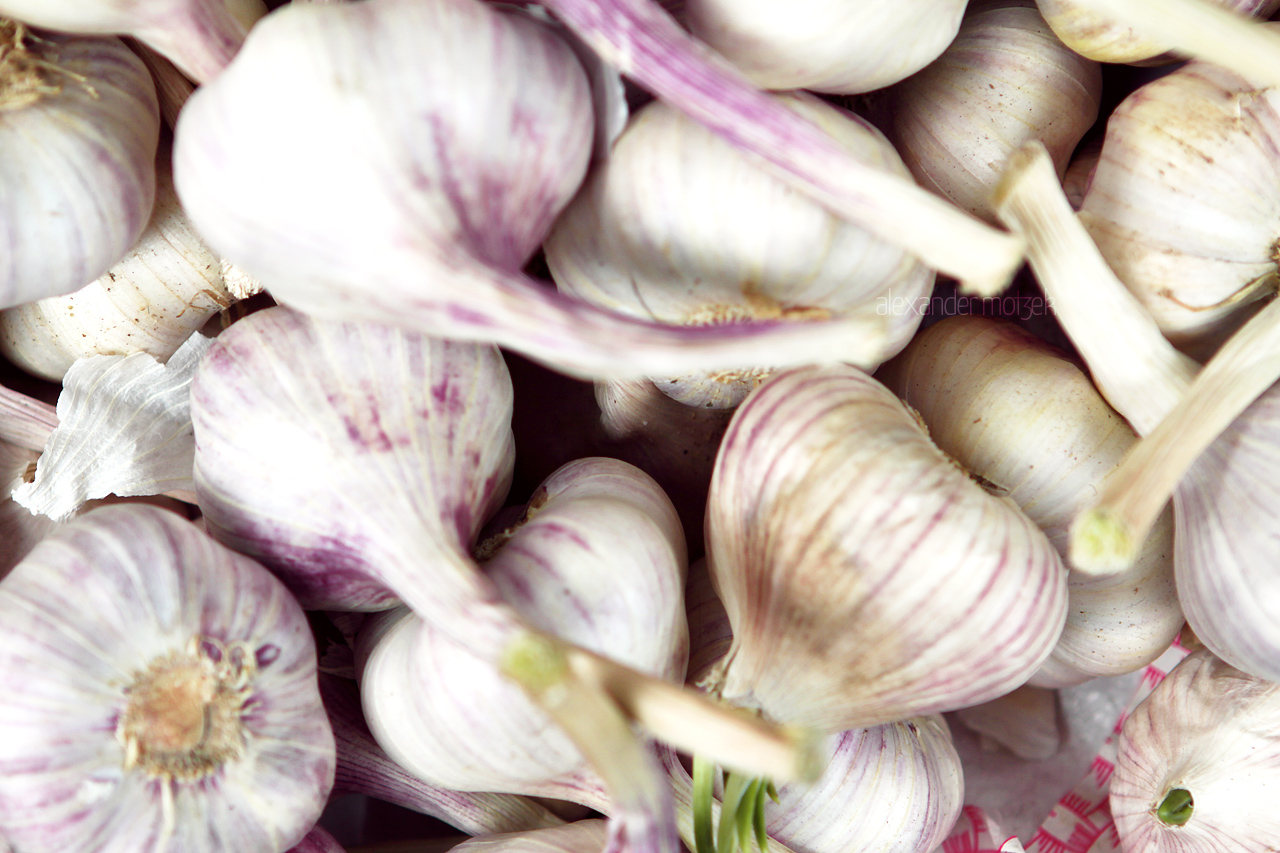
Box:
<box><xmin>0</xmin><ymin>0</ymin><xmax>249</xmax><ymax>82</ymax></box>
<box><xmin>0</xmin><ymin>147</ymin><xmax>259</xmax><ymax>382</ymax></box>
<box><xmin>1079</xmin><ymin>52</ymin><xmax>1280</xmax><ymax>357</ymax></box>
<box><xmin>705</xmin><ymin>364</ymin><xmax>1068</xmax><ymax>731</ymax></box>
<box><xmin>682</xmin><ymin>0</ymin><xmax>965</xmax><ymax>94</ymax></box>
<box><xmin>1111</xmin><ymin>648</ymin><xmax>1280</xmax><ymax>851</ymax></box>
<box><xmin>546</xmin><ymin>93</ymin><xmax>931</xmax><ymax>407</ymax></box>
<box><xmin>0</xmin><ymin>25</ymin><xmax>159</xmax><ymax>310</ymax></box>
<box><xmin>877</xmin><ymin>0</ymin><xmax>1102</xmax><ymax>223</ymax></box>
<box><xmin>0</xmin><ymin>504</ymin><xmax>335</xmax><ymax>853</ymax></box>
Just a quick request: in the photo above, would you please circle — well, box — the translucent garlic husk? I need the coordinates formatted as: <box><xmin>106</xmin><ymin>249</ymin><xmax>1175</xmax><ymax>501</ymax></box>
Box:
<box><xmin>0</xmin><ymin>0</ymin><xmax>249</xmax><ymax>82</ymax></box>
<box><xmin>547</xmin><ymin>93</ymin><xmax>931</xmax><ymax>408</ymax></box>
<box><xmin>191</xmin><ymin>306</ymin><xmax>516</xmax><ymax>613</ymax></box>
<box><xmin>1079</xmin><ymin>53</ymin><xmax>1280</xmax><ymax>358</ymax></box>
<box><xmin>359</xmin><ymin>457</ymin><xmax>688</xmax><ymax>810</ymax></box>
<box><xmin>681</xmin><ymin>0</ymin><xmax>964</xmax><ymax>94</ymax></box>
<box><xmin>0</xmin><ymin>26</ymin><xmax>159</xmax><ymax>309</ymax></box>
<box><xmin>875</xmin><ymin>0</ymin><xmax>1102</xmax><ymax>223</ymax></box>
<box><xmin>681</xmin><ymin>565</ymin><xmax>965</xmax><ymax>853</ymax></box>
<box><xmin>1111</xmin><ymin>649</ymin><xmax>1280</xmax><ymax>851</ymax></box>
<box><xmin>0</xmin><ymin>147</ymin><xmax>259</xmax><ymax>382</ymax></box>
<box><xmin>319</xmin><ymin>673</ymin><xmax>567</xmax><ymax>835</ymax></box>
<box><xmin>0</xmin><ymin>504</ymin><xmax>335</xmax><ymax>853</ymax></box>
<box><xmin>878</xmin><ymin>316</ymin><xmax>1183</xmax><ymax>687</ymax></box>
<box><xmin>954</xmin><ymin>685</ymin><xmax>1060</xmax><ymax>760</ymax></box>
<box><xmin>1036</xmin><ymin>0</ymin><xmax>1280</xmax><ymax>64</ymax></box>
<box><xmin>705</xmin><ymin>364</ymin><xmax>1068</xmax><ymax>731</ymax></box>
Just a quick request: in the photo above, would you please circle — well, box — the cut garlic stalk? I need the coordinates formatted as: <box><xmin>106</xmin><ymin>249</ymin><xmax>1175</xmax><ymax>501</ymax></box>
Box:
<box><xmin>1111</xmin><ymin>649</ymin><xmax>1280</xmax><ymax>851</ymax></box>
<box><xmin>0</xmin><ymin>25</ymin><xmax>159</xmax><ymax>309</ymax></box>
<box><xmin>876</xmin><ymin>0</ymin><xmax>1102</xmax><ymax>224</ymax></box>
<box><xmin>546</xmin><ymin>92</ymin><xmax>932</xmax><ymax>405</ymax></box>
<box><xmin>15</xmin><ymin>331</ymin><xmax>211</xmax><ymax>521</ymax></box>
<box><xmin>0</xmin><ymin>504</ymin><xmax>335</xmax><ymax>853</ymax></box>
<box><xmin>0</xmin><ymin>0</ymin><xmax>249</xmax><ymax>82</ymax></box>
<box><xmin>879</xmin><ymin>316</ymin><xmax>1182</xmax><ymax>686</ymax></box>
<box><xmin>0</xmin><ymin>149</ymin><xmax>259</xmax><ymax>382</ymax></box>
<box><xmin>706</xmin><ymin>364</ymin><xmax>1068</xmax><ymax>731</ymax></box>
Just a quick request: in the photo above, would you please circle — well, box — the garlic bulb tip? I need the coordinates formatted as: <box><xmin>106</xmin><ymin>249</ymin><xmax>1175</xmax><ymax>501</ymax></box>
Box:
<box><xmin>1157</xmin><ymin>788</ymin><xmax>1194</xmax><ymax>827</ymax></box>
<box><xmin>1069</xmin><ymin>508</ymin><xmax>1134</xmax><ymax>572</ymax></box>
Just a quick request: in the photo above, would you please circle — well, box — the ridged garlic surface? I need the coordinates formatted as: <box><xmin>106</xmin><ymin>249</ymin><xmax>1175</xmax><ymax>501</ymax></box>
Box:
<box><xmin>547</xmin><ymin>94</ymin><xmax>931</xmax><ymax>407</ymax></box>
<box><xmin>877</xmin><ymin>0</ymin><xmax>1102</xmax><ymax>223</ymax></box>
<box><xmin>0</xmin><ymin>26</ymin><xmax>158</xmax><ymax>309</ymax></box>
<box><xmin>705</xmin><ymin>364</ymin><xmax>1068</xmax><ymax>731</ymax></box>
<box><xmin>360</xmin><ymin>458</ymin><xmax>687</xmax><ymax>808</ymax></box>
<box><xmin>1037</xmin><ymin>0</ymin><xmax>1280</xmax><ymax>63</ymax></box>
<box><xmin>0</xmin><ymin>0</ymin><xmax>248</xmax><ymax>82</ymax></box>
<box><xmin>879</xmin><ymin>317</ymin><xmax>1182</xmax><ymax>687</ymax></box>
<box><xmin>1079</xmin><ymin>54</ymin><xmax>1280</xmax><ymax>357</ymax></box>
<box><xmin>682</xmin><ymin>0</ymin><xmax>965</xmax><ymax>94</ymax></box>
<box><xmin>0</xmin><ymin>504</ymin><xmax>335</xmax><ymax>853</ymax></box>
<box><xmin>0</xmin><ymin>150</ymin><xmax>257</xmax><ymax>382</ymax></box>
<box><xmin>1111</xmin><ymin>649</ymin><xmax>1280</xmax><ymax>851</ymax></box>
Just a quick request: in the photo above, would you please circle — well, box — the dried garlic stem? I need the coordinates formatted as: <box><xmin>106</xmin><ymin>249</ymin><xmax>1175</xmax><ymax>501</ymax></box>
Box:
<box><xmin>1069</xmin><ymin>0</ymin><xmax>1280</xmax><ymax>87</ymax></box>
<box><xmin>540</xmin><ymin>0</ymin><xmax>1025</xmax><ymax>295</ymax></box>
<box><xmin>1073</xmin><ymin>297</ymin><xmax>1280</xmax><ymax>569</ymax></box>
<box><xmin>992</xmin><ymin>141</ymin><xmax>1198</xmax><ymax>435</ymax></box>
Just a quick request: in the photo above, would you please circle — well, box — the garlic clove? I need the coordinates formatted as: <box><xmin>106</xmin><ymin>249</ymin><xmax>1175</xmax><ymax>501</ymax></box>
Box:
<box><xmin>14</xmin><ymin>330</ymin><xmax>211</xmax><ymax>522</ymax></box>
<box><xmin>1111</xmin><ymin>648</ymin><xmax>1280</xmax><ymax>851</ymax></box>
<box><xmin>0</xmin><ymin>145</ymin><xmax>257</xmax><ymax>382</ymax></box>
<box><xmin>0</xmin><ymin>25</ymin><xmax>159</xmax><ymax>309</ymax></box>
<box><xmin>875</xmin><ymin>0</ymin><xmax>1103</xmax><ymax>224</ymax></box>
<box><xmin>706</xmin><ymin>363</ymin><xmax>1068</xmax><ymax>731</ymax></box>
<box><xmin>0</xmin><ymin>503</ymin><xmax>335</xmax><ymax>853</ymax></box>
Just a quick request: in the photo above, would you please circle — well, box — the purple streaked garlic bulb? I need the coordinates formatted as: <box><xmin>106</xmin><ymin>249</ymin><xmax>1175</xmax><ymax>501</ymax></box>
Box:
<box><xmin>682</xmin><ymin>0</ymin><xmax>965</xmax><ymax>94</ymax></box>
<box><xmin>704</xmin><ymin>364</ymin><xmax>1068</xmax><ymax>731</ymax></box>
<box><xmin>875</xmin><ymin>0</ymin><xmax>1102</xmax><ymax>223</ymax></box>
<box><xmin>546</xmin><ymin>93</ymin><xmax>932</xmax><ymax>408</ymax></box>
<box><xmin>0</xmin><ymin>504</ymin><xmax>335</xmax><ymax>853</ymax></box>
<box><xmin>358</xmin><ymin>457</ymin><xmax>688</xmax><ymax>811</ymax></box>
<box><xmin>1111</xmin><ymin>648</ymin><xmax>1280</xmax><ymax>851</ymax></box>
<box><xmin>0</xmin><ymin>25</ymin><xmax>158</xmax><ymax>310</ymax></box>
<box><xmin>0</xmin><ymin>0</ymin><xmax>251</xmax><ymax>82</ymax></box>
<box><xmin>191</xmin><ymin>305</ymin><xmax>515</xmax><ymax>614</ymax></box>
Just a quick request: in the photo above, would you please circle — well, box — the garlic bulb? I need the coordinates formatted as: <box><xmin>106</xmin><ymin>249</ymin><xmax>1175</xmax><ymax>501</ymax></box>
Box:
<box><xmin>876</xmin><ymin>0</ymin><xmax>1102</xmax><ymax>223</ymax></box>
<box><xmin>0</xmin><ymin>25</ymin><xmax>159</xmax><ymax>310</ymax></box>
<box><xmin>1111</xmin><ymin>649</ymin><xmax>1280</xmax><ymax>851</ymax></box>
<box><xmin>0</xmin><ymin>504</ymin><xmax>335</xmax><ymax>853</ymax></box>
<box><xmin>0</xmin><ymin>147</ymin><xmax>259</xmax><ymax>382</ymax></box>
<box><xmin>359</xmin><ymin>457</ymin><xmax>687</xmax><ymax>809</ymax></box>
<box><xmin>0</xmin><ymin>0</ymin><xmax>249</xmax><ymax>82</ymax></box>
<box><xmin>1079</xmin><ymin>52</ymin><xmax>1280</xmax><ymax>357</ymax></box>
<box><xmin>1038</xmin><ymin>0</ymin><xmax>1280</xmax><ymax>64</ymax></box>
<box><xmin>287</xmin><ymin>826</ymin><xmax>344</xmax><ymax>853</ymax></box>
<box><xmin>878</xmin><ymin>316</ymin><xmax>1182</xmax><ymax>687</ymax></box>
<box><xmin>681</xmin><ymin>0</ymin><xmax>964</xmax><ymax>94</ymax></box>
<box><xmin>705</xmin><ymin>363</ymin><xmax>1068</xmax><ymax>731</ymax></box>
<box><xmin>546</xmin><ymin>93</ymin><xmax>932</xmax><ymax>406</ymax></box>
<box><xmin>453</xmin><ymin>820</ymin><xmax>608</xmax><ymax>853</ymax></box>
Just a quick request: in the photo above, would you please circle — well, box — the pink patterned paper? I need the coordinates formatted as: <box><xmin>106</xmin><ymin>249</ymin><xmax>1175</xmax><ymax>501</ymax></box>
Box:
<box><xmin>933</xmin><ymin>639</ymin><xmax>1192</xmax><ymax>853</ymax></box>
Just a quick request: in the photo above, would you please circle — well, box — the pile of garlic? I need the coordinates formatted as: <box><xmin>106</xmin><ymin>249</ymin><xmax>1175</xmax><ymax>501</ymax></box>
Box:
<box><xmin>2</xmin><ymin>1</ymin><xmax>1280</xmax><ymax>852</ymax></box>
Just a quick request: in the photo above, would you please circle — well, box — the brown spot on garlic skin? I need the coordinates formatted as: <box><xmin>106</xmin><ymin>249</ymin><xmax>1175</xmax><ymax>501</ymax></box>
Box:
<box><xmin>117</xmin><ymin>636</ymin><xmax>255</xmax><ymax>780</ymax></box>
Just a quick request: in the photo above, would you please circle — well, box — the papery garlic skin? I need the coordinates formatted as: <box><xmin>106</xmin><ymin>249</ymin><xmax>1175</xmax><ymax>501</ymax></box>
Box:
<box><xmin>192</xmin><ymin>306</ymin><xmax>515</xmax><ymax>612</ymax></box>
<box><xmin>0</xmin><ymin>504</ymin><xmax>335</xmax><ymax>853</ymax></box>
<box><xmin>878</xmin><ymin>0</ymin><xmax>1102</xmax><ymax>223</ymax></box>
<box><xmin>878</xmin><ymin>317</ymin><xmax>1182</xmax><ymax>687</ymax></box>
<box><xmin>0</xmin><ymin>28</ymin><xmax>159</xmax><ymax>310</ymax></box>
<box><xmin>360</xmin><ymin>458</ymin><xmax>687</xmax><ymax>806</ymax></box>
<box><xmin>547</xmin><ymin>94</ymin><xmax>931</xmax><ymax>406</ymax></box>
<box><xmin>682</xmin><ymin>0</ymin><xmax>964</xmax><ymax>94</ymax></box>
<box><xmin>1111</xmin><ymin>649</ymin><xmax>1280</xmax><ymax>851</ymax></box>
<box><xmin>0</xmin><ymin>0</ymin><xmax>248</xmax><ymax>82</ymax></box>
<box><xmin>706</xmin><ymin>364</ymin><xmax>1068</xmax><ymax>731</ymax></box>
<box><xmin>453</xmin><ymin>820</ymin><xmax>608</xmax><ymax>853</ymax></box>
<box><xmin>0</xmin><ymin>150</ymin><xmax>255</xmax><ymax>381</ymax></box>
<box><xmin>1079</xmin><ymin>55</ymin><xmax>1280</xmax><ymax>357</ymax></box>
<box><xmin>1037</xmin><ymin>0</ymin><xmax>1280</xmax><ymax>63</ymax></box>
